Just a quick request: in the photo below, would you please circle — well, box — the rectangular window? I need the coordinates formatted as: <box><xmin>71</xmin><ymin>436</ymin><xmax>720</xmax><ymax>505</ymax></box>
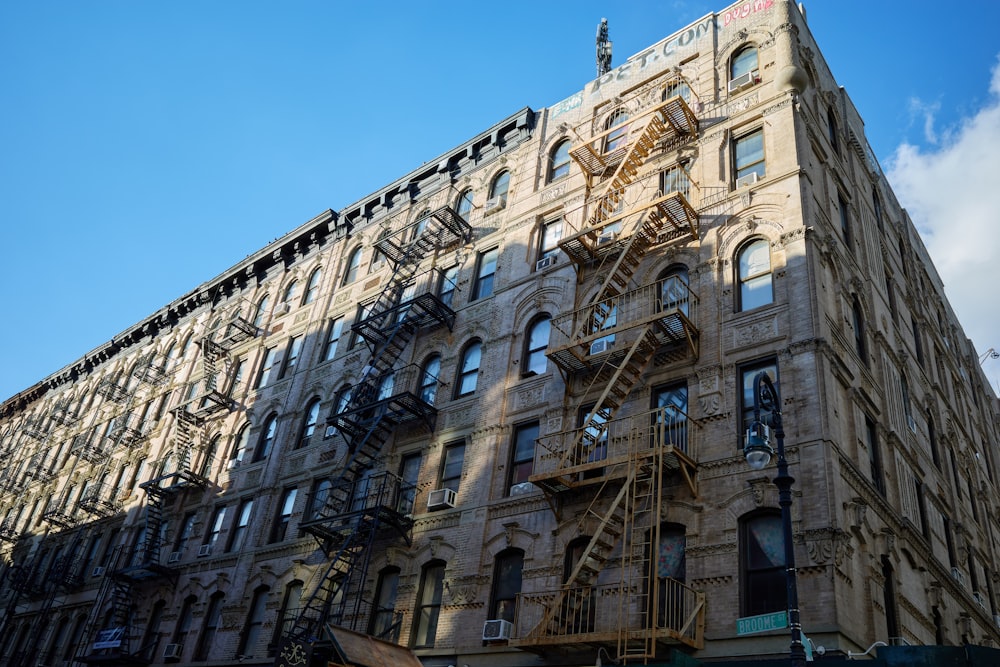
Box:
<box><xmin>739</xmin><ymin>359</ymin><xmax>778</xmax><ymax>448</ymax></box>
<box><xmin>398</xmin><ymin>453</ymin><xmax>422</xmax><ymax>515</ymax></box>
<box><xmin>741</xmin><ymin>512</ymin><xmax>785</xmax><ymax>615</ymax></box>
<box><xmin>472</xmin><ymin>248</ymin><xmax>499</xmax><ymax>300</ymax></box>
<box><xmin>867</xmin><ymin>416</ymin><xmax>885</xmax><ymax>496</ymax></box>
<box><xmin>413</xmin><ymin>563</ymin><xmax>445</xmax><ymax>648</ymax></box>
<box><xmin>507</xmin><ymin>422</ymin><xmax>539</xmax><ymax>495</ymax></box>
<box><xmin>270</xmin><ymin>487</ymin><xmax>297</xmax><ymax>543</ymax></box>
<box><xmin>280</xmin><ymin>336</ymin><xmax>303</xmax><ymax>379</ymax></box>
<box><xmin>204</xmin><ymin>506</ymin><xmax>227</xmax><ymax>551</ymax></box>
<box><xmin>538</xmin><ymin>221</ymin><xmax>562</xmax><ymax>262</ymax></box>
<box><xmin>350</xmin><ymin>304</ymin><xmax>372</xmax><ymax>349</ymax></box>
<box><xmin>438</xmin><ymin>266</ymin><xmax>458</xmax><ymax>309</ymax></box>
<box><xmin>734</xmin><ymin>129</ymin><xmax>765</xmax><ymax>182</ymax></box>
<box><xmin>227</xmin><ymin>499</ymin><xmax>254</xmax><ymax>552</ymax></box>
<box><xmin>440</xmin><ymin>442</ymin><xmax>465</xmax><ymax>492</ymax></box>
<box><xmin>173</xmin><ymin>512</ymin><xmax>197</xmax><ymax>559</ymax></box>
<box><xmin>256</xmin><ymin>347</ymin><xmax>278</xmax><ymax>389</ymax></box>
<box><xmin>323</xmin><ymin>317</ymin><xmax>344</xmax><ymax>362</ymax></box>
<box><xmin>838</xmin><ymin>193</ymin><xmax>852</xmax><ymax>248</ymax></box>
<box><xmin>229</xmin><ymin>358</ymin><xmax>247</xmax><ymax>395</ymax></box>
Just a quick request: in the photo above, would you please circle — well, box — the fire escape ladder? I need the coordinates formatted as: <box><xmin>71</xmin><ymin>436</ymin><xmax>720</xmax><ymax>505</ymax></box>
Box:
<box><xmin>76</xmin><ymin>546</ymin><xmax>147</xmax><ymax>666</ymax></box>
<box><xmin>171</xmin><ymin>406</ymin><xmax>200</xmax><ymax>473</ymax></box>
<box><xmin>618</xmin><ymin>448</ymin><xmax>661</xmax><ymax>660</ymax></box>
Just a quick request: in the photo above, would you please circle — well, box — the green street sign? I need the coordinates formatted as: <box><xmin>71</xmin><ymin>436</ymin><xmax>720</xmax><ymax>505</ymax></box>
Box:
<box><xmin>736</xmin><ymin>610</ymin><xmax>788</xmax><ymax>636</ymax></box>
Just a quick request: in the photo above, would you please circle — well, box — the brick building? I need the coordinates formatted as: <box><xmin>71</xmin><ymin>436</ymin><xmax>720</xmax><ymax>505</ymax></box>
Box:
<box><xmin>2</xmin><ymin>2</ymin><xmax>999</xmax><ymax>666</ymax></box>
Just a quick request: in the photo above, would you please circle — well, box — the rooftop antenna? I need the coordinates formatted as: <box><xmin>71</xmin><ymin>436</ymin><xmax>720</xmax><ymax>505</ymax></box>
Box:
<box><xmin>596</xmin><ymin>18</ymin><xmax>612</xmax><ymax>77</ymax></box>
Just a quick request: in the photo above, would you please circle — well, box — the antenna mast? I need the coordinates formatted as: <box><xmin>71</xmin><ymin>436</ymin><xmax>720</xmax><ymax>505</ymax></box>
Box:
<box><xmin>596</xmin><ymin>18</ymin><xmax>612</xmax><ymax>76</ymax></box>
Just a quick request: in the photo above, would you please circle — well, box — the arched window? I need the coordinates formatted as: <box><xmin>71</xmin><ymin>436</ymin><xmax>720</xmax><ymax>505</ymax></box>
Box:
<box><xmin>326</xmin><ymin>385</ymin><xmax>353</xmax><ymax>438</ymax></box>
<box><xmin>237</xmin><ymin>586</ymin><xmax>269</xmax><ymax>658</ymax></box>
<box><xmin>653</xmin><ymin>383</ymin><xmax>688</xmax><ymax>453</ymax></box>
<box><xmin>604</xmin><ymin>108</ymin><xmax>629</xmax><ymax>153</ymax></box>
<box><xmin>281</xmin><ymin>280</ymin><xmax>298</xmax><ymax>308</ymax></box>
<box><xmin>730</xmin><ymin>45</ymin><xmax>759</xmax><ymax>80</ymax></box>
<box><xmin>194</xmin><ymin>592</ymin><xmax>225</xmax><ymax>661</ymax></box>
<box><xmin>740</xmin><ymin>510</ymin><xmax>784</xmax><ymax>616</ymax></box>
<box><xmin>489</xmin><ymin>171</ymin><xmax>510</xmax><ymax>205</ymax></box>
<box><xmin>342</xmin><ymin>247</ymin><xmax>362</xmax><ymax>285</ymax></box>
<box><xmin>489</xmin><ymin>549</ymin><xmax>524</xmax><ymax>623</ymax></box>
<box><xmin>308</xmin><ymin>478</ymin><xmax>332</xmax><ymax>520</ymax></box>
<box><xmin>420</xmin><ymin>355</ymin><xmax>441</xmax><ymax>405</ymax></box>
<box><xmin>455</xmin><ymin>341</ymin><xmax>482</xmax><ymax>398</ymax></box>
<box><xmin>412</xmin><ymin>208</ymin><xmax>431</xmax><ymax>239</ymax></box>
<box><xmin>524</xmin><ymin>316</ymin><xmax>551</xmax><ymax>376</ymax></box>
<box><xmin>254</xmin><ymin>415</ymin><xmax>277</xmax><ymax>462</ymax></box>
<box><xmin>369</xmin><ymin>567</ymin><xmax>402</xmax><ymax>639</ymax></box>
<box><xmin>298</xmin><ymin>398</ymin><xmax>321</xmax><ymax>448</ymax></box>
<box><xmin>273</xmin><ymin>580</ymin><xmax>304</xmax><ymax>651</ymax></box>
<box><xmin>252</xmin><ymin>294</ymin><xmax>270</xmax><ymax>328</ymax></box>
<box><xmin>199</xmin><ymin>434</ymin><xmax>221</xmax><ymax>478</ymax></box>
<box><xmin>736</xmin><ymin>239</ymin><xmax>772</xmax><ymax>311</ymax></box>
<box><xmin>412</xmin><ymin>561</ymin><xmax>446</xmax><ymax>648</ymax></box>
<box><xmin>230</xmin><ymin>423</ymin><xmax>251</xmax><ymax>465</ymax></box>
<box><xmin>172</xmin><ymin>595</ymin><xmax>198</xmax><ymax>660</ymax></box>
<box><xmin>548</xmin><ymin>140</ymin><xmax>571</xmax><ymax>182</ymax></box>
<box><xmin>303</xmin><ymin>268</ymin><xmax>322</xmax><ymax>305</ymax></box>
<box><xmin>456</xmin><ymin>188</ymin><xmax>474</xmax><ymax>221</ymax></box>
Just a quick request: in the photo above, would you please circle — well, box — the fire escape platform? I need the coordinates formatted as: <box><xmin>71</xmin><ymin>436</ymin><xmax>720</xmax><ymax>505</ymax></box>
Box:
<box><xmin>373</xmin><ymin>205</ymin><xmax>472</xmax><ymax>264</ymax></box>
<box><xmin>352</xmin><ymin>292</ymin><xmax>456</xmax><ymax>346</ymax></box>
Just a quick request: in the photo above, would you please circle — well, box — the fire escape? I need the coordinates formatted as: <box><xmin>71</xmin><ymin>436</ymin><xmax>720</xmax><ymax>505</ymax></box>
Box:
<box><xmin>515</xmin><ymin>92</ymin><xmax>705</xmax><ymax>661</ymax></box>
<box><xmin>76</xmin><ymin>322</ymin><xmax>250</xmax><ymax>667</ymax></box>
<box><xmin>279</xmin><ymin>205</ymin><xmax>470</xmax><ymax>666</ymax></box>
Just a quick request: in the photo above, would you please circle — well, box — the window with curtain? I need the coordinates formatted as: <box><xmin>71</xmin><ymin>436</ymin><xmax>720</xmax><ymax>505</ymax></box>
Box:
<box><xmin>651</xmin><ymin>524</ymin><xmax>686</xmax><ymax>628</ymax></box>
<box><xmin>280</xmin><ymin>280</ymin><xmax>298</xmax><ymax>308</ymax></box>
<box><xmin>507</xmin><ymin>422</ymin><xmax>539</xmax><ymax>494</ymax></box>
<box><xmin>489</xmin><ymin>171</ymin><xmax>510</xmax><ymax>204</ymax></box>
<box><xmin>740</xmin><ymin>511</ymin><xmax>785</xmax><ymax>615</ymax></box>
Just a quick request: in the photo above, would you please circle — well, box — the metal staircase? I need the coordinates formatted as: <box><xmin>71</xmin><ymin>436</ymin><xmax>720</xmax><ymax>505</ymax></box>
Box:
<box><xmin>277</xmin><ymin>205</ymin><xmax>470</xmax><ymax>666</ymax></box>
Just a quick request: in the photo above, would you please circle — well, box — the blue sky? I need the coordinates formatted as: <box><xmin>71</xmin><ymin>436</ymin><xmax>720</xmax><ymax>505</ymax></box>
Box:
<box><xmin>2</xmin><ymin>1</ymin><xmax>1000</xmax><ymax>401</ymax></box>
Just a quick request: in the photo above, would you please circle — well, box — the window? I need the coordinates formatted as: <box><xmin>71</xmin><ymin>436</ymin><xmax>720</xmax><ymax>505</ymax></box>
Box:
<box><xmin>490</xmin><ymin>549</ymin><xmax>524</xmax><ymax>622</ymax></box>
<box><xmin>194</xmin><ymin>592</ymin><xmax>224</xmax><ymax>661</ymax></box>
<box><xmin>604</xmin><ymin>108</ymin><xmax>629</xmax><ymax>153</ymax></box>
<box><xmin>664</xmin><ymin>78</ymin><xmax>691</xmax><ymax>101</ymax></box>
<box><xmin>326</xmin><ymin>385</ymin><xmax>353</xmax><ymax>438</ymax></box>
<box><xmin>303</xmin><ymin>268</ymin><xmax>322</xmax><ymax>305</ymax></box>
<box><xmin>323</xmin><ymin>317</ymin><xmax>344</xmax><ymax>362</ymax></box>
<box><xmin>280</xmin><ymin>336</ymin><xmax>303</xmax><ymax>379</ymax></box>
<box><xmin>252</xmin><ymin>294</ymin><xmax>270</xmax><ymax>328</ymax></box>
<box><xmin>847</xmin><ymin>296</ymin><xmax>867</xmax><ymax>366</ymax></box>
<box><xmin>548</xmin><ymin>140</ymin><xmax>571</xmax><ymax>182</ymax></box>
<box><xmin>740</xmin><ymin>360</ymin><xmax>778</xmax><ymax>446</ymax></box>
<box><xmin>827</xmin><ymin>107</ymin><xmax>840</xmax><ymax>155</ymax></box>
<box><xmin>734</xmin><ymin>128</ymin><xmax>765</xmax><ymax>182</ymax></box>
<box><xmin>173</xmin><ymin>512</ymin><xmax>197</xmax><ymax>560</ymax></box>
<box><xmin>472</xmin><ymin>247</ymin><xmax>499</xmax><ymax>300</ymax></box>
<box><xmin>659</xmin><ymin>265</ymin><xmax>690</xmax><ymax>316</ymax></box>
<box><xmin>866</xmin><ymin>415</ymin><xmax>885</xmax><ymax>495</ymax></box>
<box><xmin>398</xmin><ymin>453</ymin><xmax>422</xmax><ymax>515</ymax></box>
<box><xmin>204</xmin><ymin>506</ymin><xmax>227</xmax><ymax>552</ymax></box>
<box><xmin>238</xmin><ymin>586</ymin><xmax>270</xmax><ymax>658</ymax></box>
<box><xmin>456</xmin><ymin>188</ymin><xmax>474</xmax><ymax>221</ymax></box>
<box><xmin>455</xmin><ymin>341</ymin><xmax>482</xmax><ymax>397</ymax></box>
<box><xmin>901</xmin><ymin>372</ymin><xmax>914</xmax><ymax>430</ymax></box>
<box><xmin>228</xmin><ymin>499</ymin><xmax>253</xmax><ymax>552</ymax></box>
<box><xmin>731</xmin><ymin>45</ymin><xmax>758</xmax><ymax>80</ymax></box>
<box><xmin>578</xmin><ymin>405</ymin><xmax>609</xmax><ymax>474</ymax></box>
<box><xmin>369</xmin><ymin>568</ymin><xmax>402</xmax><ymax>640</ymax></box>
<box><xmin>838</xmin><ymin>193</ymin><xmax>852</xmax><ymax>248</ymax></box>
<box><xmin>438</xmin><ymin>266</ymin><xmax>458</xmax><ymax>309</ymax></box>
<box><xmin>280</xmin><ymin>280</ymin><xmax>298</xmax><ymax>309</ymax></box>
<box><xmin>538</xmin><ymin>219</ymin><xmax>563</xmax><ymax>263</ymax></box>
<box><xmin>270</xmin><ymin>487</ymin><xmax>297</xmax><ymax>543</ymax></box>
<box><xmin>488</xmin><ymin>171</ymin><xmax>510</xmax><ymax>206</ymax></box>
<box><xmin>736</xmin><ymin>238</ymin><xmax>772</xmax><ymax>311</ymax></box>
<box><xmin>172</xmin><ymin>595</ymin><xmax>197</xmax><ymax>658</ymax></box>
<box><xmin>524</xmin><ymin>316</ymin><xmax>550</xmax><ymax>376</ymax></box>
<box><xmin>881</xmin><ymin>556</ymin><xmax>900</xmax><ymax>639</ymax></box>
<box><xmin>563</xmin><ymin>537</ymin><xmax>597</xmax><ymax>632</ymax></box>
<box><xmin>298</xmin><ymin>399</ymin><xmax>321</xmax><ymax>448</ymax></box>
<box><xmin>255</xmin><ymin>347</ymin><xmax>278</xmax><ymax>389</ymax></box>
<box><xmin>412</xmin><ymin>561</ymin><xmax>446</xmax><ymax>648</ymax></box>
<box><xmin>912</xmin><ymin>317</ymin><xmax>925</xmax><ymax>367</ymax></box>
<box><xmin>308</xmin><ymin>478</ymin><xmax>332</xmax><ymax>521</ymax></box>
<box><xmin>199</xmin><ymin>434</ymin><xmax>220</xmax><ymax>478</ymax></box>
<box><xmin>653</xmin><ymin>383</ymin><xmax>688</xmax><ymax>453</ymax></box>
<box><xmin>419</xmin><ymin>355</ymin><xmax>441</xmax><ymax>404</ymax></box>
<box><xmin>507</xmin><ymin>422</ymin><xmax>538</xmax><ymax>494</ymax></box>
<box><xmin>342</xmin><ymin>247</ymin><xmax>362</xmax><ymax>285</ymax></box>
<box><xmin>740</xmin><ymin>511</ymin><xmax>784</xmax><ymax>616</ymax></box>
<box><xmin>273</xmin><ymin>581</ymin><xmax>303</xmax><ymax>654</ymax></box>
<box><xmin>254</xmin><ymin>415</ymin><xmax>277</xmax><ymax>462</ymax></box>
<box><xmin>651</xmin><ymin>524</ymin><xmax>686</xmax><ymax>627</ymax></box>
<box><xmin>661</xmin><ymin>164</ymin><xmax>690</xmax><ymax>197</ymax></box>
<box><xmin>440</xmin><ymin>442</ymin><xmax>465</xmax><ymax>492</ymax></box>
<box><xmin>873</xmin><ymin>189</ymin><xmax>884</xmax><ymax>233</ymax></box>
<box><xmin>230</xmin><ymin>424</ymin><xmax>251</xmax><ymax>466</ymax></box>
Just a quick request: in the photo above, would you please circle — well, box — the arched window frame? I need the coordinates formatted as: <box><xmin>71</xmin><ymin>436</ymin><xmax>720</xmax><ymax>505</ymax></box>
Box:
<box><xmin>456</xmin><ymin>188</ymin><xmax>474</xmax><ymax>221</ymax></box>
<box><xmin>298</xmin><ymin>398</ymin><xmax>321</xmax><ymax>448</ymax></box>
<box><xmin>368</xmin><ymin>567</ymin><xmax>402</xmax><ymax>639</ymax></box>
<box><xmin>736</xmin><ymin>238</ymin><xmax>773</xmax><ymax>312</ymax></box>
<box><xmin>489</xmin><ymin>548</ymin><xmax>524</xmax><ymax>623</ymax></box>
<box><xmin>604</xmin><ymin>108</ymin><xmax>630</xmax><ymax>153</ymax></box>
<box><xmin>730</xmin><ymin>44</ymin><xmax>759</xmax><ymax>81</ymax></box>
<box><xmin>547</xmin><ymin>139</ymin><xmax>571</xmax><ymax>182</ymax></box>
<box><xmin>302</xmin><ymin>267</ymin><xmax>322</xmax><ymax>305</ymax></box>
<box><xmin>412</xmin><ymin>560</ymin><xmax>446</xmax><ymax>648</ymax></box>
<box><xmin>252</xmin><ymin>294</ymin><xmax>270</xmax><ymax>328</ymax></box>
<box><xmin>420</xmin><ymin>354</ymin><xmax>441</xmax><ymax>405</ymax></box>
<box><xmin>455</xmin><ymin>340</ymin><xmax>483</xmax><ymax>398</ymax></box>
<box><xmin>254</xmin><ymin>415</ymin><xmax>278</xmax><ymax>462</ymax></box>
<box><xmin>523</xmin><ymin>315</ymin><xmax>551</xmax><ymax>376</ymax></box>
<box><xmin>342</xmin><ymin>247</ymin><xmax>362</xmax><ymax>286</ymax></box>
<box><xmin>280</xmin><ymin>280</ymin><xmax>299</xmax><ymax>308</ymax></box>
<box><xmin>488</xmin><ymin>171</ymin><xmax>510</xmax><ymax>206</ymax></box>
<box><xmin>230</xmin><ymin>423</ymin><xmax>251</xmax><ymax>465</ymax></box>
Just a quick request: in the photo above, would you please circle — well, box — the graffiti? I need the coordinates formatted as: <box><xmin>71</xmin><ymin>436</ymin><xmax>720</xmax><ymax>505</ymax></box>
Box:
<box><xmin>723</xmin><ymin>0</ymin><xmax>775</xmax><ymax>27</ymax></box>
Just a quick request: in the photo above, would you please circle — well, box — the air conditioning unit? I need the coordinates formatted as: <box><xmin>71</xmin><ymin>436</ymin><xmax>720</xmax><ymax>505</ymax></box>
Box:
<box><xmin>483</xmin><ymin>619</ymin><xmax>513</xmax><ymax>641</ymax></box>
<box><xmin>952</xmin><ymin>567</ymin><xmax>966</xmax><ymax>588</ymax></box>
<box><xmin>535</xmin><ymin>256</ymin><xmax>556</xmax><ymax>271</ymax></box>
<box><xmin>91</xmin><ymin>566</ymin><xmax>106</xmax><ymax>577</ymax></box>
<box><xmin>484</xmin><ymin>196</ymin><xmax>506</xmax><ymax>213</ymax></box>
<box><xmin>736</xmin><ymin>172</ymin><xmax>759</xmax><ymax>189</ymax></box>
<box><xmin>595</xmin><ymin>231</ymin><xmax>618</xmax><ymax>245</ymax></box>
<box><xmin>509</xmin><ymin>482</ymin><xmax>534</xmax><ymax>497</ymax></box>
<box><xmin>427</xmin><ymin>488</ymin><xmax>457</xmax><ymax>511</ymax></box>
<box><xmin>198</xmin><ymin>544</ymin><xmax>212</xmax><ymax>557</ymax></box>
<box><xmin>167</xmin><ymin>551</ymin><xmax>182</xmax><ymax>564</ymax></box>
<box><xmin>589</xmin><ymin>339</ymin><xmax>613</xmax><ymax>355</ymax></box>
<box><xmin>728</xmin><ymin>70</ymin><xmax>758</xmax><ymax>93</ymax></box>
<box><xmin>226</xmin><ymin>459</ymin><xmax>241</xmax><ymax>471</ymax></box>
<box><xmin>163</xmin><ymin>643</ymin><xmax>183</xmax><ymax>660</ymax></box>
<box><xmin>275</xmin><ymin>303</ymin><xmax>291</xmax><ymax>315</ymax></box>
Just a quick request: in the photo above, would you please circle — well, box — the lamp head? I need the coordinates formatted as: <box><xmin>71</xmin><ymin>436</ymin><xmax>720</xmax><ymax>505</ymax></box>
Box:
<box><xmin>744</xmin><ymin>421</ymin><xmax>774</xmax><ymax>470</ymax></box>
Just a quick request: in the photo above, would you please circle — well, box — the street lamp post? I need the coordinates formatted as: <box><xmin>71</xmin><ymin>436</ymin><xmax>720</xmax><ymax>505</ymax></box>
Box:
<box><xmin>743</xmin><ymin>371</ymin><xmax>806</xmax><ymax>667</ymax></box>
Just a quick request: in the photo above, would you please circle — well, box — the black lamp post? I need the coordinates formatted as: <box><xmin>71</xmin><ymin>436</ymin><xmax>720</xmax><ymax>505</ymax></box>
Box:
<box><xmin>743</xmin><ymin>371</ymin><xmax>806</xmax><ymax>667</ymax></box>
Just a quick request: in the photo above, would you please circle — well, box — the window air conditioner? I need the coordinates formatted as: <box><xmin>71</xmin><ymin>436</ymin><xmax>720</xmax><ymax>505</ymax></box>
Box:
<box><xmin>91</xmin><ymin>566</ymin><xmax>106</xmax><ymax>577</ymax></box>
<box><xmin>275</xmin><ymin>303</ymin><xmax>291</xmax><ymax>315</ymax></box>
<box><xmin>728</xmin><ymin>71</ymin><xmax>758</xmax><ymax>93</ymax></box>
<box><xmin>589</xmin><ymin>339</ymin><xmax>612</xmax><ymax>355</ymax></box>
<box><xmin>162</xmin><ymin>643</ymin><xmax>183</xmax><ymax>660</ymax></box>
<box><xmin>509</xmin><ymin>482</ymin><xmax>534</xmax><ymax>497</ymax></box>
<box><xmin>482</xmin><ymin>619</ymin><xmax>513</xmax><ymax>641</ymax></box>
<box><xmin>535</xmin><ymin>256</ymin><xmax>556</xmax><ymax>271</ymax></box>
<box><xmin>427</xmin><ymin>488</ymin><xmax>457</xmax><ymax>511</ymax></box>
<box><xmin>735</xmin><ymin>172</ymin><xmax>759</xmax><ymax>189</ymax></box>
<box><xmin>198</xmin><ymin>544</ymin><xmax>212</xmax><ymax>557</ymax></box>
<box><xmin>226</xmin><ymin>459</ymin><xmax>241</xmax><ymax>471</ymax></box>
<box><xmin>167</xmin><ymin>551</ymin><xmax>182</xmax><ymax>564</ymax></box>
<box><xmin>485</xmin><ymin>196</ymin><xmax>507</xmax><ymax>213</ymax></box>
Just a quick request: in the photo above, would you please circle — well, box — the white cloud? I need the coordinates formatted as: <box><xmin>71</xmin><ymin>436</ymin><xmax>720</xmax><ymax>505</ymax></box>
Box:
<box><xmin>887</xmin><ymin>56</ymin><xmax>1000</xmax><ymax>378</ymax></box>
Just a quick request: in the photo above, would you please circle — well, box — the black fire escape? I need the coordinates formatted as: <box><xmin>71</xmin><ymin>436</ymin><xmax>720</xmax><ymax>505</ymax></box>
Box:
<box><xmin>277</xmin><ymin>205</ymin><xmax>470</xmax><ymax>666</ymax></box>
